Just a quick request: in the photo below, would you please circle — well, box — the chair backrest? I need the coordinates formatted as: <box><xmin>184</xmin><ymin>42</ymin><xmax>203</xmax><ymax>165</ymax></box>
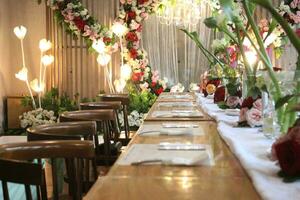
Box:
<box><xmin>99</xmin><ymin>94</ymin><xmax>129</xmax><ymax>106</ymax></box>
<box><xmin>0</xmin><ymin>140</ymin><xmax>94</xmax><ymax>200</ymax></box>
<box><xmin>99</xmin><ymin>94</ymin><xmax>130</xmax><ymax>140</ymax></box>
<box><xmin>27</xmin><ymin>121</ymin><xmax>97</xmax><ymax>141</ymax></box>
<box><xmin>80</xmin><ymin>101</ymin><xmax>122</xmax><ymax>110</ymax></box>
<box><xmin>59</xmin><ymin>110</ymin><xmax>120</xmax><ymax>163</ymax></box>
<box><xmin>60</xmin><ymin>110</ymin><xmax>116</xmax><ymax>122</ymax></box>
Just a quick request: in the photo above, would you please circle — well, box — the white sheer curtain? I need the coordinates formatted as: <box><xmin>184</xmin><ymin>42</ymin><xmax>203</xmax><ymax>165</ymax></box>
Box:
<box><xmin>141</xmin><ymin>3</ymin><xmax>213</xmax><ymax>89</ymax></box>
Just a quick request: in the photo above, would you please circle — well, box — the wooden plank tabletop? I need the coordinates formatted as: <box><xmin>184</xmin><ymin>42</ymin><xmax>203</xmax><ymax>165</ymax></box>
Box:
<box><xmin>144</xmin><ymin>98</ymin><xmax>213</xmax><ymax>122</ymax></box>
<box><xmin>84</xmin><ymin>114</ymin><xmax>260</xmax><ymax>199</ymax></box>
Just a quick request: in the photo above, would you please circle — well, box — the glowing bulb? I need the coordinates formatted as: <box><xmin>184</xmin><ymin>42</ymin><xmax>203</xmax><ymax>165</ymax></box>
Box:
<box><xmin>13</xmin><ymin>26</ymin><xmax>27</xmax><ymax>40</ymax></box>
<box><xmin>41</xmin><ymin>55</ymin><xmax>54</xmax><ymax>66</ymax></box>
<box><xmin>111</xmin><ymin>22</ymin><xmax>128</xmax><ymax>37</ymax></box>
<box><xmin>30</xmin><ymin>79</ymin><xmax>45</xmax><ymax>93</ymax></box>
<box><xmin>39</xmin><ymin>39</ymin><xmax>52</xmax><ymax>52</ymax></box>
<box><xmin>114</xmin><ymin>79</ymin><xmax>126</xmax><ymax>93</ymax></box>
<box><xmin>15</xmin><ymin>67</ymin><xmax>28</xmax><ymax>82</ymax></box>
<box><xmin>97</xmin><ymin>53</ymin><xmax>111</xmax><ymax>66</ymax></box>
<box><xmin>92</xmin><ymin>39</ymin><xmax>106</xmax><ymax>54</ymax></box>
<box><xmin>245</xmin><ymin>51</ymin><xmax>257</xmax><ymax>66</ymax></box>
<box><xmin>120</xmin><ymin>64</ymin><xmax>132</xmax><ymax>80</ymax></box>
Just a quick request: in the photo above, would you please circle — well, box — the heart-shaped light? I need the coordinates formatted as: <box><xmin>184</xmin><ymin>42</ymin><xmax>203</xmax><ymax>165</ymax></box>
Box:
<box><xmin>14</xmin><ymin>25</ymin><xmax>27</xmax><ymax>40</ymax></box>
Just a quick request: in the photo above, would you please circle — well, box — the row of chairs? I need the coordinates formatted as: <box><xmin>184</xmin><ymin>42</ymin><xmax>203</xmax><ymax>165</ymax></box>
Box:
<box><xmin>0</xmin><ymin>94</ymin><xmax>132</xmax><ymax>200</ymax></box>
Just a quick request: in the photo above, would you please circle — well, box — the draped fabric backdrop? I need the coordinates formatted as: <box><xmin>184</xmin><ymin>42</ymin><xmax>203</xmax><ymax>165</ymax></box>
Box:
<box><xmin>141</xmin><ymin>2</ymin><xmax>213</xmax><ymax>88</ymax></box>
<box><xmin>47</xmin><ymin>0</ymin><xmax>297</xmax><ymax>99</ymax></box>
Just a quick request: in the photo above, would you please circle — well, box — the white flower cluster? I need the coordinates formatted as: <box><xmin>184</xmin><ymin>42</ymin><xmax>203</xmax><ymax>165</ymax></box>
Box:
<box><xmin>118</xmin><ymin>110</ymin><xmax>145</xmax><ymax>128</ymax></box>
<box><xmin>19</xmin><ymin>108</ymin><xmax>57</xmax><ymax>128</ymax></box>
<box><xmin>170</xmin><ymin>83</ymin><xmax>185</xmax><ymax>93</ymax></box>
<box><xmin>189</xmin><ymin>83</ymin><xmax>200</xmax><ymax>92</ymax></box>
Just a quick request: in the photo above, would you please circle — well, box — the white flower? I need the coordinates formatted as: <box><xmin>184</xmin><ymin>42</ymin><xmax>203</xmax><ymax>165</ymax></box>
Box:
<box><xmin>20</xmin><ymin>109</ymin><xmax>57</xmax><ymax>128</ymax></box>
<box><xmin>14</xmin><ymin>26</ymin><xmax>27</xmax><ymax>40</ymax></box>
<box><xmin>39</xmin><ymin>39</ymin><xmax>52</xmax><ymax>52</ymax></box>
<box><xmin>15</xmin><ymin>67</ymin><xmax>28</xmax><ymax>82</ymax></box>
<box><xmin>189</xmin><ymin>83</ymin><xmax>200</xmax><ymax>92</ymax></box>
<box><xmin>41</xmin><ymin>55</ymin><xmax>54</xmax><ymax>66</ymax></box>
<box><xmin>170</xmin><ymin>83</ymin><xmax>185</xmax><ymax>93</ymax></box>
<box><xmin>30</xmin><ymin>79</ymin><xmax>45</xmax><ymax>93</ymax></box>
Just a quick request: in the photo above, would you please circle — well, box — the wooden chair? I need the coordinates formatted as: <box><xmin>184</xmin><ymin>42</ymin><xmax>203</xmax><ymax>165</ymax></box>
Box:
<box><xmin>26</xmin><ymin>121</ymin><xmax>98</xmax><ymax>192</ymax></box>
<box><xmin>0</xmin><ymin>140</ymin><xmax>94</xmax><ymax>200</ymax></box>
<box><xmin>98</xmin><ymin>94</ymin><xmax>131</xmax><ymax>145</ymax></box>
<box><xmin>80</xmin><ymin>102</ymin><xmax>123</xmax><ymax>144</ymax></box>
<box><xmin>59</xmin><ymin>110</ymin><xmax>122</xmax><ymax>165</ymax></box>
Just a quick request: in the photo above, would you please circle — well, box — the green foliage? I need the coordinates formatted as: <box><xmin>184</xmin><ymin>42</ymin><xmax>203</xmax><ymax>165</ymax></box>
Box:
<box><xmin>217</xmin><ymin>101</ymin><xmax>229</xmax><ymax>109</ymax></box>
<box><xmin>128</xmin><ymin>91</ymin><xmax>157</xmax><ymax>114</ymax></box>
<box><xmin>21</xmin><ymin>88</ymin><xmax>78</xmax><ymax>117</ymax></box>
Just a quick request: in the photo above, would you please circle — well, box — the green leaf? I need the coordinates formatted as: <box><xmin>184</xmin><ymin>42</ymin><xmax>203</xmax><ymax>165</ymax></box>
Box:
<box><xmin>275</xmin><ymin>94</ymin><xmax>294</xmax><ymax>110</ymax></box>
<box><xmin>204</xmin><ymin>17</ymin><xmax>218</xmax><ymax>29</ymax></box>
<box><xmin>218</xmin><ymin>101</ymin><xmax>229</xmax><ymax>109</ymax></box>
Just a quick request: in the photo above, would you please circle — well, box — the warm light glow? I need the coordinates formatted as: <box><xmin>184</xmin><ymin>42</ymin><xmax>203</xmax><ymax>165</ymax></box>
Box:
<box><xmin>92</xmin><ymin>39</ymin><xmax>106</xmax><ymax>54</ymax></box>
<box><xmin>41</xmin><ymin>55</ymin><xmax>54</xmax><ymax>66</ymax></box>
<box><xmin>15</xmin><ymin>67</ymin><xmax>28</xmax><ymax>81</ymax></box>
<box><xmin>114</xmin><ymin>79</ymin><xmax>126</xmax><ymax>93</ymax></box>
<box><xmin>111</xmin><ymin>22</ymin><xmax>128</xmax><ymax>37</ymax></box>
<box><xmin>13</xmin><ymin>25</ymin><xmax>27</xmax><ymax>40</ymax></box>
<box><xmin>245</xmin><ymin>50</ymin><xmax>257</xmax><ymax>66</ymax></box>
<box><xmin>97</xmin><ymin>53</ymin><xmax>111</xmax><ymax>66</ymax></box>
<box><xmin>120</xmin><ymin>64</ymin><xmax>132</xmax><ymax>80</ymax></box>
<box><xmin>39</xmin><ymin>39</ymin><xmax>52</xmax><ymax>52</ymax></box>
<box><xmin>30</xmin><ymin>79</ymin><xmax>45</xmax><ymax>93</ymax></box>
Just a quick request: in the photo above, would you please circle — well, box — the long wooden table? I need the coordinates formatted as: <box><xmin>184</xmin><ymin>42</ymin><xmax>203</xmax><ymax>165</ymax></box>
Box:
<box><xmin>84</xmin><ymin>93</ymin><xmax>260</xmax><ymax>200</ymax></box>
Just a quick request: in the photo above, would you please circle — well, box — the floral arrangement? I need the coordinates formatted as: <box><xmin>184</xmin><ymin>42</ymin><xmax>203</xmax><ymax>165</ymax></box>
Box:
<box><xmin>46</xmin><ymin>0</ymin><xmax>166</xmax><ymax>97</ymax></box>
<box><xmin>278</xmin><ymin>0</ymin><xmax>300</xmax><ymax>26</ymax></box>
<box><xmin>19</xmin><ymin>108</ymin><xmax>57</xmax><ymax>128</ymax></box>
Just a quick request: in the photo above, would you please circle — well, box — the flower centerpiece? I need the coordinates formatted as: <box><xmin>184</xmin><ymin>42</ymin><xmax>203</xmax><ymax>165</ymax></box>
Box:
<box><xmin>20</xmin><ymin>108</ymin><xmax>57</xmax><ymax>129</ymax></box>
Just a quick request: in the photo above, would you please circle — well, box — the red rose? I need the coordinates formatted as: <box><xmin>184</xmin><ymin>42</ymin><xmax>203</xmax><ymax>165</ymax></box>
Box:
<box><xmin>138</xmin><ymin>0</ymin><xmax>149</xmax><ymax>4</ymax></box>
<box><xmin>130</xmin><ymin>48</ymin><xmax>138</xmax><ymax>59</ymax></box>
<box><xmin>127</xmin><ymin>11</ymin><xmax>136</xmax><ymax>20</ymax></box>
<box><xmin>155</xmin><ymin>87</ymin><xmax>164</xmax><ymax>95</ymax></box>
<box><xmin>214</xmin><ymin>86</ymin><xmax>225</xmax><ymax>103</ymax></box>
<box><xmin>241</xmin><ymin>97</ymin><xmax>254</xmax><ymax>109</ymax></box>
<box><xmin>151</xmin><ymin>82</ymin><xmax>157</xmax><ymax>88</ymax></box>
<box><xmin>126</xmin><ymin>32</ymin><xmax>138</xmax><ymax>42</ymax></box>
<box><xmin>207</xmin><ymin>79</ymin><xmax>221</xmax><ymax>87</ymax></box>
<box><xmin>296</xmin><ymin>28</ymin><xmax>300</xmax><ymax>38</ymax></box>
<box><xmin>273</xmin><ymin>126</ymin><xmax>300</xmax><ymax>176</ymax></box>
<box><xmin>103</xmin><ymin>37</ymin><xmax>112</xmax><ymax>44</ymax></box>
<box><xmin>131</xmin><ymin>72</ymin><xmax>142</xmax><ymax>82</ymax></box>
<box><xmin>73</xmin><ymin>17</ymin><xmax>86</xmax><ymax>31</ymax></box>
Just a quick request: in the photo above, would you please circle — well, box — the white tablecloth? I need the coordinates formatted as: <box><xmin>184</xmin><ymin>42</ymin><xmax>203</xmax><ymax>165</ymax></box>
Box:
<box><xmin>196</xmin><ymin>93</ymin><xmax>300</xmax><ymax>200</ymax></box>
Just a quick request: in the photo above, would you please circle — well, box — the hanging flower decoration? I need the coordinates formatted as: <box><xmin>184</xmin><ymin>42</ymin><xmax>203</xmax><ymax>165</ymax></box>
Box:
<box><xmin>47</xmin><ymin>0</ymin><xmax>166</xmax><ymax>95</ymax></box>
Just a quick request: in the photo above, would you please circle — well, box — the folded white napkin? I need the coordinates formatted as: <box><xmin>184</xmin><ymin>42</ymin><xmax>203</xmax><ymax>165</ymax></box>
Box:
<box><xmin>118</xmin><ymin>144</ymin><xmax>214</xmax><ymax>166</ymax></box>
<box><xmin>159</xmin><ymin>127</ymin><xmax>193</xmax><ymax>135</ymax></box>
<box><xmin>152</xmin><ymin>111</ymin><xmax>203</xmax><ymax>118</ymax></box>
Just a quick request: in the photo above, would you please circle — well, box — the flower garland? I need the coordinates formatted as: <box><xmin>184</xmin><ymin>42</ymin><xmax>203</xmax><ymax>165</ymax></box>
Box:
<box><xmin>46</xmin><ymin>0</ymin><xmax>166</xmax><ymax>95</ymax></box>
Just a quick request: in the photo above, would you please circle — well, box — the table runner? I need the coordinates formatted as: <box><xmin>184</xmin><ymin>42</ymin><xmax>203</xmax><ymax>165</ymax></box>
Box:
<box><xmin>197</xmin><ymin>93</ymin><xmax>300</xmax><ymax>200</ymax></box>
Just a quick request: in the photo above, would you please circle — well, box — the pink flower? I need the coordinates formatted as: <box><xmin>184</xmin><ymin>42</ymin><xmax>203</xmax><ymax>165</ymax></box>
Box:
<box><xmin>246</xmin><ymin>108</ymin><xmax>263</xmax><ymax>127</ymax></box>
<box><xmin>226</xmin><ymin>96</ymin><xmax>241</xmax><ymax>108</ymax></box>
<box><xmin>289</xmin><ymin>12</ymin><xmax>300</xmax><ymax>24</ymax></box>
<box><xmin>140</xmin><ymin>12</ymin><xmax>149</xmax><ymax>20</ymax></box>
<box><xmin>239</xmin><ymin>107</ymin><xmax>248</xmax><ymax>122</ymax></box>
<box><xmin>290</xmin><ymin>0</ymin><xmax>300</xmax><ymax>9</ymax></box>
<box><xmin>253</xmin><ymin>99</ymin><xmax>262</xmax><ymax>111</ymax></box>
